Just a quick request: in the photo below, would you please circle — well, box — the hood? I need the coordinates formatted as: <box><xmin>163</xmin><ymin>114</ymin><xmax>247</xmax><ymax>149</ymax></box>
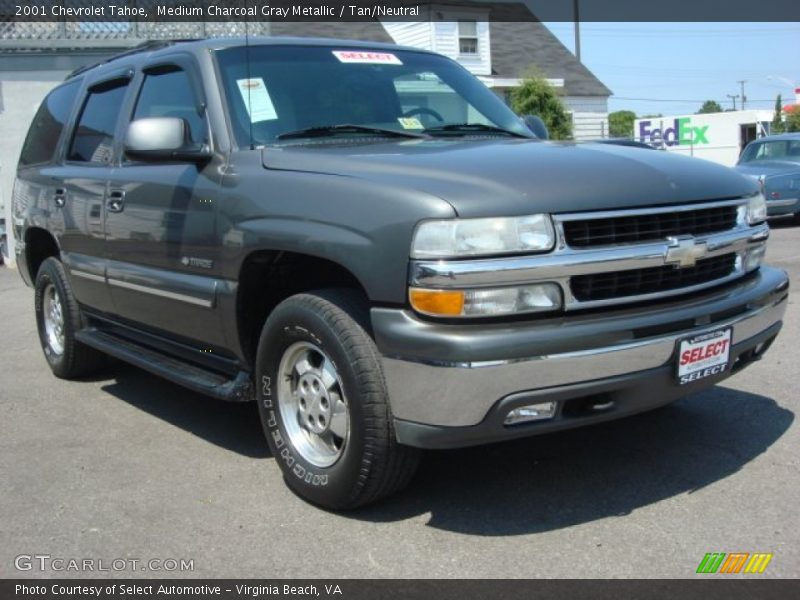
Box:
<box><xmin>262</xmin><ymin>138</ymin><xmax>758</xmax><ymax>218</ymax></box>
<box><xmin>734</xmin><ymin>160</ymin><xmax>800</xmax><ymax>179</ymax></box>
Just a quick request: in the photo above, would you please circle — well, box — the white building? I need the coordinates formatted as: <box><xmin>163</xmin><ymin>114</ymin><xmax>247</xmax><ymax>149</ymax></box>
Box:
<box><xmin>634</xmin><ymin>110</ymin><xmax>776</xmax><ymax>167</ymax></box>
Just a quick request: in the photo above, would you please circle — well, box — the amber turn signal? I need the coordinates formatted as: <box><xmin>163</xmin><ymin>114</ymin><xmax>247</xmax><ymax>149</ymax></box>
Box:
<box><xmin>409</xmin><ymin>288</ymin><xmax>465</xmax><ymax>317</ymax></box>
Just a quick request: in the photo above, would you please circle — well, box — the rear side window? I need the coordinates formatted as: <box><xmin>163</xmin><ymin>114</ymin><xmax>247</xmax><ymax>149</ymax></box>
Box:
<box><xmin>19</xmin><ymin>81</ymin><xmax>80</xmax><ymax>167</ymax></box>
<box><xmin>67</xmin><ymin>80</ymin><xmax>130</xmax><ymax>164</ymax></box>
<box><xmin>133</xmin><ymin>68</ymin><xmax>206</xmax><ymax>144</ymax></box>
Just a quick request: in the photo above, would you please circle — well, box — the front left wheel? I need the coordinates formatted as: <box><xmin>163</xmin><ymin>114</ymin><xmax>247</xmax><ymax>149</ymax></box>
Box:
<box><xmin>255</xmin><ymin>289</ymin><xmax>420</xmax><ymax>510</ymax></box>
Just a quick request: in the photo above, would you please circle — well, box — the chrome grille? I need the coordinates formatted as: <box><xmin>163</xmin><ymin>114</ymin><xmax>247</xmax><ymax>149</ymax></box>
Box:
<box><xmin>570</xmin><ymin>254</ymin><xmax>738</xmax><ymax>302</ymax></box>
<box><xmin>563</xmin><ymin>205</ymin><xmax>738</xmax><ymax>247</ymax></box>
<box><xmin>410</xmin><ymin>198</ymin><xmax>766</xmax><ymax>312</ymax></box>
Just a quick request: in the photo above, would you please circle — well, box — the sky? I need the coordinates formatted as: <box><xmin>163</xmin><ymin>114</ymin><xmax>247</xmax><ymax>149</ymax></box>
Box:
<box><xmin>542</xmin><ymin>22</ymin><xmax>800</xmax><ymax>117</ymax></box>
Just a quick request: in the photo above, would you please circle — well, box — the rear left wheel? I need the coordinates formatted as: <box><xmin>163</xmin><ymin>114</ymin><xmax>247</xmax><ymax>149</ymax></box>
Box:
<box><xmin>34</xmin><ymin>257</ymin><xmax>106</xmax><ymax>379</ymax></box>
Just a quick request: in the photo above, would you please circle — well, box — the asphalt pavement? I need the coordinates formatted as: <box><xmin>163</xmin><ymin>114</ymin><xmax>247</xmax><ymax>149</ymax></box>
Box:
<box><xmin>1</xmin><ymin>224</ymin><xmax>798</xmax><ymax>579</ymax></box>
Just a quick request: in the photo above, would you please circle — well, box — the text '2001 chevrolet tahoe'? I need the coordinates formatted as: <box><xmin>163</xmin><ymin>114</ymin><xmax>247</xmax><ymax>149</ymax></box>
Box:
<box><xmin>14</xmin><ymin>38</ymin><xmax>789</xmax><ymax>509</ymax></box>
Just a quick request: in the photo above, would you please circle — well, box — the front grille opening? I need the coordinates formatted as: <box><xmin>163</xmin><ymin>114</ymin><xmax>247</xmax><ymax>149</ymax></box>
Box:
<box><xmin>571</xmin><ymin>254</ymin><xmax>737</xmax><ymax>302</ymax></box>
<box><xmin>731</xmin><ymin>334</ymin><xmax>777</xmax><ymax>374</ymax></box>
<box><xmin>561</xmin><ymin>393</ymin><xmax>617</xmax><ymax>418</ymax></box>
<box><xmin>563</xmin><ymin>205</ymin><xmax>738</xmax><ymax>247</ymax></box>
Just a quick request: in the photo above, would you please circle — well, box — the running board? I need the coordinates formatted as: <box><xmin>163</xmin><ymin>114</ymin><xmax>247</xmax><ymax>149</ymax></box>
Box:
<box><xmin>75</xmin><ymin>328</ymin><xmax>253</xmax><ymax>402</ymax></box>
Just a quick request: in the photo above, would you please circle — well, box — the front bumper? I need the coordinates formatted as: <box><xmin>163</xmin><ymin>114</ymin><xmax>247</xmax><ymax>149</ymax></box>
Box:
<box><xmin>766</xmin><ymin>196</ymin><xmax>800</xmax><ymax>217</ymax></box>
<box><xmin>372</xmin><ymin>266</ymin><xmax>789</xmax><ymax>449</ymax></box>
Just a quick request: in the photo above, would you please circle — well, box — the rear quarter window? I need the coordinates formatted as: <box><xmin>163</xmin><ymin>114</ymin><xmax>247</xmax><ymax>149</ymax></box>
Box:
<box><xmin>18</xmin><ymin>80</ymin><xmax>80</xmax><ymax>168</ymax></box>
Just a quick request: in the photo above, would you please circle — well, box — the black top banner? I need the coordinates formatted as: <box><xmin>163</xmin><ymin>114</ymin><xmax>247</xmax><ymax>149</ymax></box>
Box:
<box><xmin>1</xmin><ymin>0</ymin><xmax>800</xmax><ymax>22</ymax></box>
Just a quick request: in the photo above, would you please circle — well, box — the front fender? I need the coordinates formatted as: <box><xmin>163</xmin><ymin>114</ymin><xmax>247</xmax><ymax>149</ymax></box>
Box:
<box><xmin>219</xmin><ymin>152</ymin><xmax>456</xmax><ymax>303</ymax></box>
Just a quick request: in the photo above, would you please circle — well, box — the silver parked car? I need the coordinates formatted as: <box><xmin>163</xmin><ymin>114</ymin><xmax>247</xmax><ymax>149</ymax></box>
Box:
<box><xmin>735</xmin><ymin>133</ymin><xmax>800</xmax><ymax>222</ymax></box>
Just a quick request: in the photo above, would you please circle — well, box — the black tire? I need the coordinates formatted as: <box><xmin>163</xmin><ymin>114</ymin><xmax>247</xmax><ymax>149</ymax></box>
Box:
<box><xmin>256</xmin><ymin>289</ymin><xmax>420</xmax><ymax>510</ymax></box>
<box><xmin>34</xmin><ymin>257</ymin><xmax>106</xmax><ymax>379</ymax></box>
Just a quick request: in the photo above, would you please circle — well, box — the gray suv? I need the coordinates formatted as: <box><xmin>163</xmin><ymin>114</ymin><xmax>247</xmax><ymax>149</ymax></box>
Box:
<box><xmin>13</xmin><ymin>38</ymin><xmax>789</xmax><ymax>509</ymax></box>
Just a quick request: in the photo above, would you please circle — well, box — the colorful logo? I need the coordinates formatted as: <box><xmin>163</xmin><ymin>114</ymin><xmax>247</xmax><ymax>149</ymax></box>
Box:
<box><xmin>696</xmin><ymin>552</ymin><xmax>773</xmax><ymax>574</ymax></box>
<box><xmin>639</xmin><ymin>118</ymin><xmax>710</xmax><ymax>147</ymax></box>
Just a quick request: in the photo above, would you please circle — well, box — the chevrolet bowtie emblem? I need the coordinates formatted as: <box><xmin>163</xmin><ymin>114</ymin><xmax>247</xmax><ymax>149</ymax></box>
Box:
<box><xmin>664</xmin><ymin>236</ymin><xmax>708</xmax><ymax>268</ymax></box>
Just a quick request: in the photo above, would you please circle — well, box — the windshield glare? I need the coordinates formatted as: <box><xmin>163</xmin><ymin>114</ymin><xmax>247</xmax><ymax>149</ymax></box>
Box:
<box><xmin>214</xmin><ymin>45</ymin><xmax>531</xmax><ymax>145</ymax></box>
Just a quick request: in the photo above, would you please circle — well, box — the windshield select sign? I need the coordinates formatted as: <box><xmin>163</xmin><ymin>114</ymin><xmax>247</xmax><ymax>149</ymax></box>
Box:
<box><xmin>639</xmin><ymin>118</ymin><xmax>710</xmax><ymax>147</ymax></box>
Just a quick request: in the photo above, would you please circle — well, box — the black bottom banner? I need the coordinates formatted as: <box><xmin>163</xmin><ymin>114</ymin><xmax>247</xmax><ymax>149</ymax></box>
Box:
<box><xmin>2</xmin><ymin>579</ymin><xmax>799</xmax><ymax>600</ymax></box>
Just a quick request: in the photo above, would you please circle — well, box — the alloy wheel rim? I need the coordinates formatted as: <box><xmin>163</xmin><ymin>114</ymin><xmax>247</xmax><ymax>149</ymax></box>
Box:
<box><xmin>43</xmin><ymin>284</ymin><xmax>65</xmax><ymax>356</ymax></box>
<box><xmin>277</xmin><ymin>341</ymin><xmax>349</xmax><ymax>468</ymax></box>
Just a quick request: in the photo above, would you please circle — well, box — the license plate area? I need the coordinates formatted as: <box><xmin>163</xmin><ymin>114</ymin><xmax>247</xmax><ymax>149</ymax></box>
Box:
<box><xmin>677</xmin><ymin>328</ymin><xmax>732</xmax><ymax>385</ymax></box>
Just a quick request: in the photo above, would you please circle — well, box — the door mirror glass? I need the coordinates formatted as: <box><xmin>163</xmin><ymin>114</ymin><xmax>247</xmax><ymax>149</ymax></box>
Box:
<box><xmin>124</xmin><ymin>117</ymin><xmax>210</xmax><ymax>162</ymax></box>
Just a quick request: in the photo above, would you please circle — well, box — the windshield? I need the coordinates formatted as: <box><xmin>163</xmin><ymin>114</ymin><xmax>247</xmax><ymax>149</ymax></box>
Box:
<box><xmin>739</xmin><ymin>139</ymin><xmax>800</xmax><ymax>163</ymax></box>
<box><xmin>214</xmin><ymin>45</ymin><xmax>531</xmax><ymax>146</ymax></box>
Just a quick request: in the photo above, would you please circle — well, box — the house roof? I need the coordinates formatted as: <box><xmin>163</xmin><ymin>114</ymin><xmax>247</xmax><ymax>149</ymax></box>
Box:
<box><xmin>489</xmin><ymin>21</ymin><xmax>611</xmax><ymax>97</ymax></box>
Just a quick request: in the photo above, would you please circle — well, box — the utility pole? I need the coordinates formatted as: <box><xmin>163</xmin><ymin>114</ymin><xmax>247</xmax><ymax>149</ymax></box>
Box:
<box><xmin>737</xmin><ymin>80</ymin><xmax>747</xmax><ymax>111</ymax></box>
<box><xmin>573</xmin><ymin>0</ymin><xmax>581</xmax><ymax>61</ymax></box>
<box><xmin>727</xmin><ymin>94</ymin><xmax>740</xmax><ymax>111</ymax></box>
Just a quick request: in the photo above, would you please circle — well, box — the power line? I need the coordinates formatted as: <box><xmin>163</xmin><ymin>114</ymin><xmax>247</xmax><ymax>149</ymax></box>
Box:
<box><xmin>613</xmin><ymin>96</ymin><xmax>779</xmax><ymax>103</ymax></box>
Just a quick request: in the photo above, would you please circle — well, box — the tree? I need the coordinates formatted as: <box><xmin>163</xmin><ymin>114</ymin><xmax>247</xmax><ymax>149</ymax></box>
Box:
<box><xmin>697</xmin><ymin>100</ymin><xmax>723</xmax><ymax>114</ymax></box>
<box><xmin>608</xmin><ymin>110</ymin><xmax>636</xmax><ymax>138</ymax></box>
<box><xmin>771</xmin><ymin>94</ymin><xmax>785</xmax><ymax>134</ymax></box>
<box><xmin>785</xmin><ymin>109</ymin><xmax>800</xmax><ymax>133</ymax></box>
<box><xmin>510</xmin><ymin>69</ymin><xmax>573</xmax><ymax>140</ymax></box>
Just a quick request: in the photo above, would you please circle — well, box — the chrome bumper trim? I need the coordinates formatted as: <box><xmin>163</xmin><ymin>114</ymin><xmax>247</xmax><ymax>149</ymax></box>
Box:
<box><xmin>766</xmin><ymin>198</ymin><xmax>798</xmax><ymax>207</ymax></box>
<box><xmin>381</xmin><ymin>281</ymin><xmax>787</xmax><ymax>427</ymax></box>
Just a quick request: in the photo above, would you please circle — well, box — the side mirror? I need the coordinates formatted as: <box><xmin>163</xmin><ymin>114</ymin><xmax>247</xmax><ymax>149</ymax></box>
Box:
<box><xmin>124</xmin><ymin>117</ymin><xmax>211</xmax><ymax>162</ymax></box>
<box><xmin>522</xmin><ymin>115</ymin><xmax>549</xmax><ymax>140</ymax></box>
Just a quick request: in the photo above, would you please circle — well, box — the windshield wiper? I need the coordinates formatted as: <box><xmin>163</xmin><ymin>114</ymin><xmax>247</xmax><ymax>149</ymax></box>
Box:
<box><xmin>276</xmin><ymin>124</ymin><xmax>428</xmax><ymax>141</ymax></box>
<box><xmin>423</xmin><ymin>123</ymin><xmax>530</xmax><ymax>138</ymax></box>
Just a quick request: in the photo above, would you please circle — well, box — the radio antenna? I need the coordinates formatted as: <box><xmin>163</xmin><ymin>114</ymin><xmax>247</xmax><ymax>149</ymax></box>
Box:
<box><xmin>245</xmin><ymin>0</ymin><xmax>254</xmax><ymax>149</ymax></box>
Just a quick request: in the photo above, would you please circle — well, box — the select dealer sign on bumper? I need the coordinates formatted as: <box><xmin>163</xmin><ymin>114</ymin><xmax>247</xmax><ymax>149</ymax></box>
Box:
<box><xmin>678</xmin><ymin>329</ymin><xmax>732</xmax><ymax>384</ymax></box>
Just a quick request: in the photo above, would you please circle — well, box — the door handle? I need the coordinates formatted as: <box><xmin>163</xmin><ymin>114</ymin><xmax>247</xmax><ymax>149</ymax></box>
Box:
<box><xmin>54</xmin><ymin>188</ymin><xmax>66</xmax><ymax>208</ymax></box>
<box><xmin>107</xmin><ymin>190</ymin><xmax>126</xmax><ymax>213</ymax></box>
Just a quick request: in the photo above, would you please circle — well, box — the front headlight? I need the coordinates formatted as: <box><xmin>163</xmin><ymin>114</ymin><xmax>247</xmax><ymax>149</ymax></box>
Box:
<box><xmin>746</xmin><ymin>192</ymin><xmax>767</xmax><ymax>225</ymax></box>
<box><xmin>411</xmin><ymin>214</ymin><xmax>555</xmax><ymax>259</ymax></box>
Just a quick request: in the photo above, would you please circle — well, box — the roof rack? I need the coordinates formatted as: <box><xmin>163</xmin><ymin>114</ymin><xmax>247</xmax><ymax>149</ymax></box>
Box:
<box><xmin>65</xmin><ymin>39</ymin><xmax>201</xmax><ymax>80</ymax></box>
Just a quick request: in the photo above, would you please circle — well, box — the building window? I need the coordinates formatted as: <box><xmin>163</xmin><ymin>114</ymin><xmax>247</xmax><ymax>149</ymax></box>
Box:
<box><xmin>458</xmin><ymin>21</ymin><xmax>479</xmax><ymax>54</ymax></box>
